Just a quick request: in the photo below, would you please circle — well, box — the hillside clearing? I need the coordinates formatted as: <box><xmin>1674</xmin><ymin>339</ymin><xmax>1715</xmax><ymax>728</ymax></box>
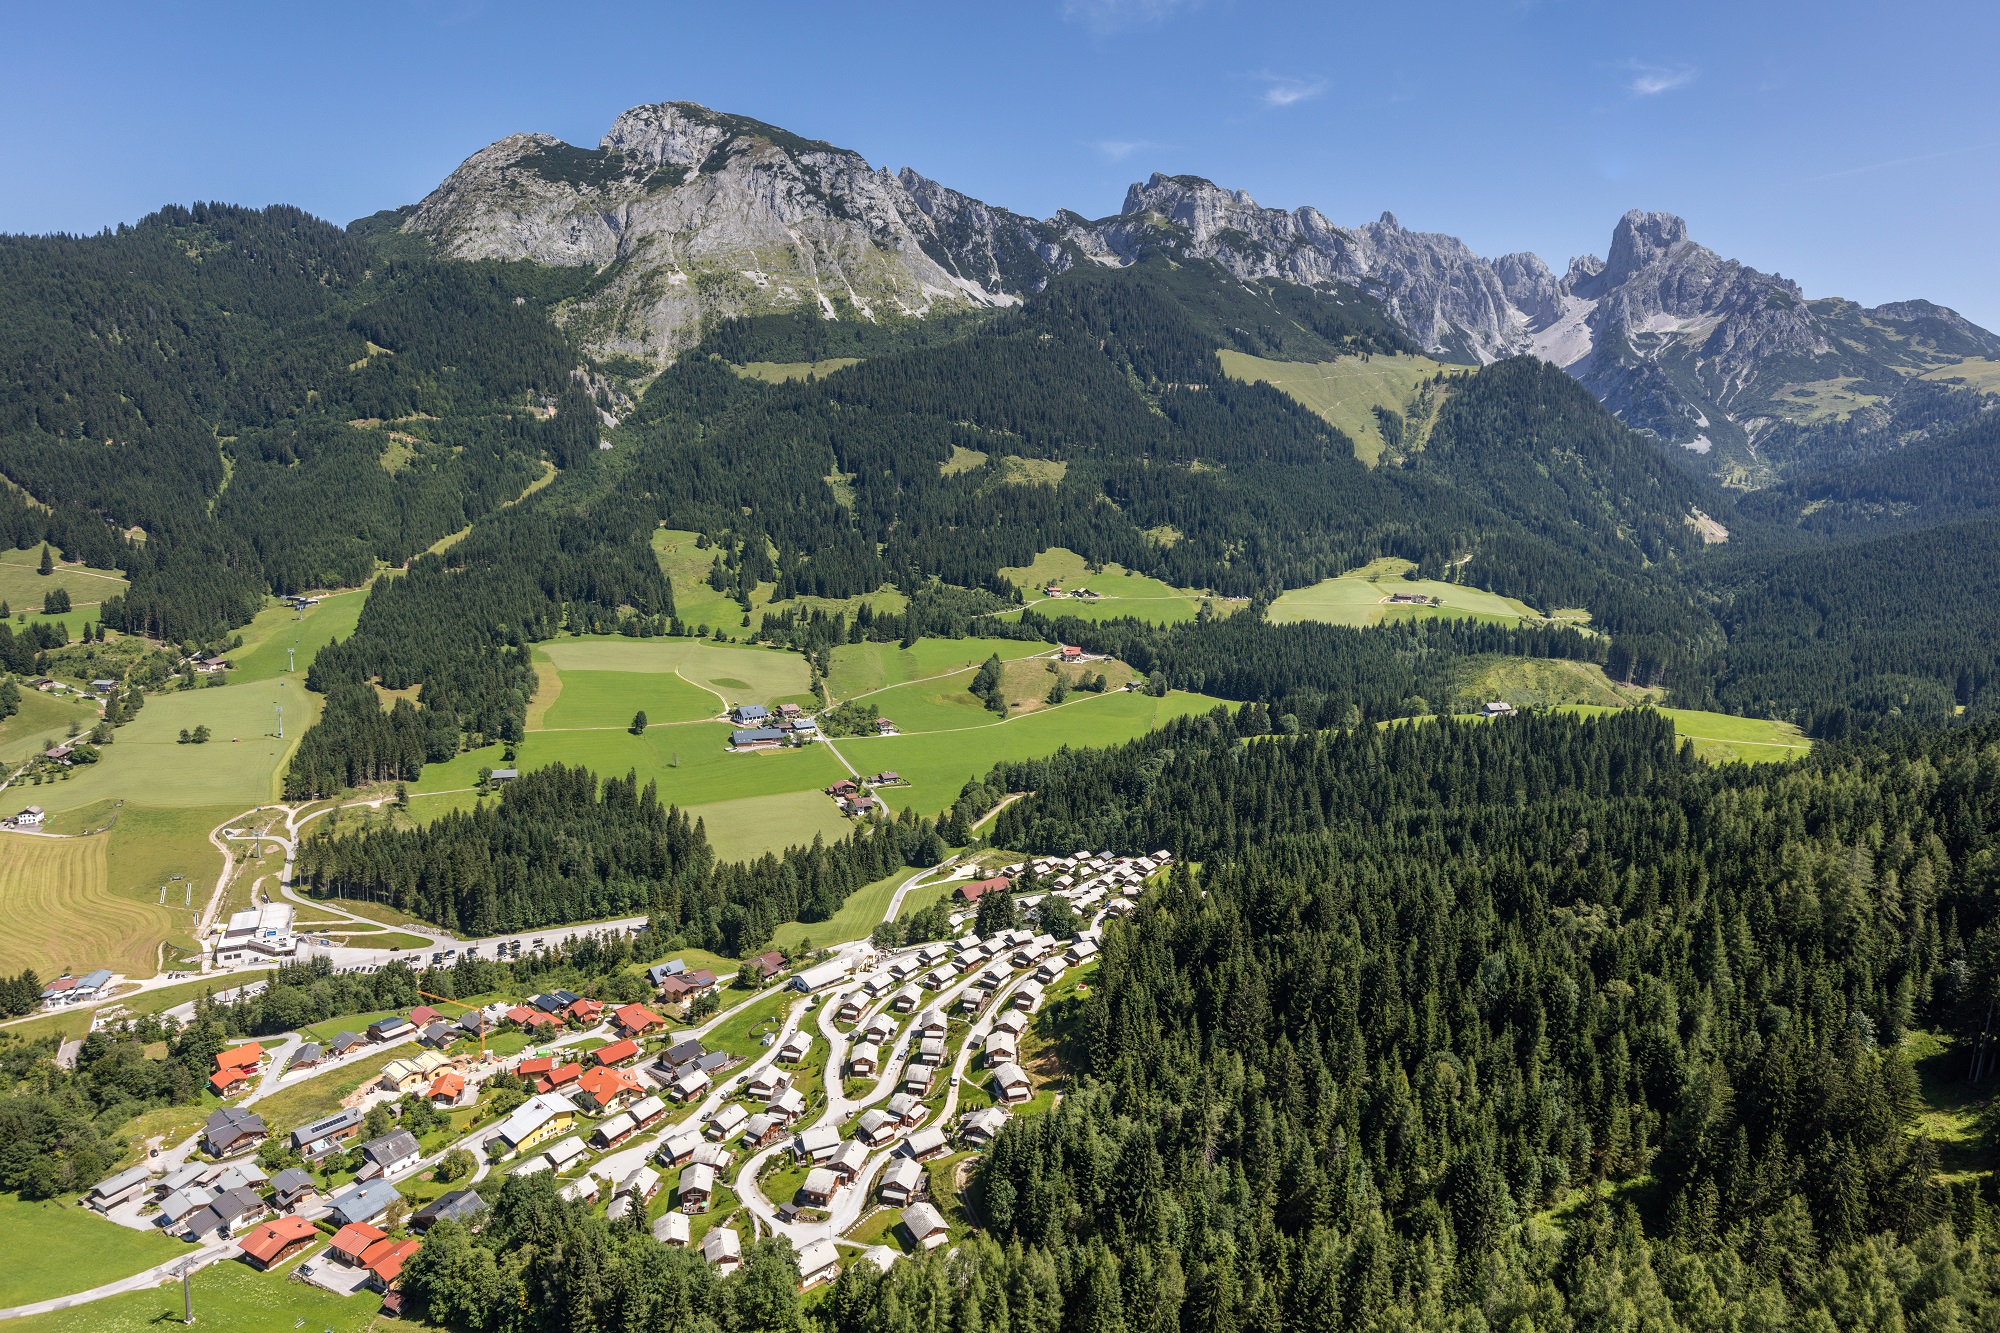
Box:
<box><xmin>1268</xmin><ymin>557</ymin><xmax>1539</xmax><ymax>627</ymax></box>
<box><xmin>1217</xmin><ymin>349</ymin><xmax>1469</xmax><ymax>465</ymax></box>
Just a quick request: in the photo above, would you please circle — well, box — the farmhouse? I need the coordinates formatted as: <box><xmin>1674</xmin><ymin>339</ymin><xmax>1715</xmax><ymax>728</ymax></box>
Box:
<box><xmin>730</xmin><ymin>704</ymin><xmax>770</xmax><ymax>725</ymax></box>
<box><xmin>957</xmin><ymin>876</ymin><xmax>1009</xmax><ymax>904</ymax></box>
<box><xmin>730</xmin><ymin>726</ymin><xmax>786</xmax><ymax>750</ymax></box>
<box><xmin>1482</xmin><ymin>699</ymin><xmax>1519</xmax><ymax>718</ymax></box>
<box><xmin>208</xmin><ymin>1043</ymin><xmax>264</xmax><ymax>1096</ymax></box>
<box><xmin>577</xmin><ymin>1065</ymin><xmax>645</xmax><ymax>1113</ymax></box>
<box><xmin>592</xmin><ymin>1038</ymin><xmax>642</xmax><ymax>1068</ymax></box>
<box><xmin>751</xmin><ymin>950</ymin><xmax>787</xmax><ymax>979</ymax></box>
<box><xmin>613</xmin><ymin>1003</ymin><xmax>666</xmax><ymax>1036</ymax></box>
<box><xmin>790</xmin><ymin>957</ymin><xmax>854</xmax><ymax>993</ymax></box>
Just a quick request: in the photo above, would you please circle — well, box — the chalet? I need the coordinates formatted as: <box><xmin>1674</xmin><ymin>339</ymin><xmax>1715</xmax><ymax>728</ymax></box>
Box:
<box><xmin>1013</xmin><ymin>979</ymin><xmax>1046</xmax><ymax>1011</ymax></box>
<box><xmin>1482</xmin><ymin>699</ymin><xmax>1519</xmax><ymax>718</ymax></box>
<box><xmin>565</xmin><ymin>997</ymin><xmax>606</xmax><ymax>1026</ymax></box>
<box><xmin>871</xmin><ymin>770</ymin><xmax>903</xmax><ymax>786</ymax></box>
<box><xmin>488</xmin><ymin>1094</ymin><xmax>578</xmax><ymax>1157</ymax></box>
<box><xmin>849</xmin><ymin>1041</ymin><xmax>881</xmax><ymax>1076</ymax></box>
<box><xmin>707</xmin><ymin>1102</ymin><xmax>749</xmax><ymax>1140</ymax></box>
<box><xmin>918</xmin><ymin>1037</ymin><xmax>948</xmax><ymax>1066</ymax></box>
<box><xmin>1060</xmin><ymin>644</ymin><xmax>1084</xmax><ymax>662</ymax></box>
<box><xmin>745</xmin><ymin>1067</ymin><xmax>789</xmax><ymax>1102</ymax></box>
<box><xmin>751</xmin><ymin>950</ymin><xmax>786</xmax><ymax>980</ymax></box>
<box><xmin>863</xmin><ymin>1013</ymin><xmax>899</xmax><ymax>1044</ymax></box>
<box><xmin>769</xmin><ymin>1085</ymin><xmax>808</xmax><ymax>1123</ymax></box>
<box><xmin>903</xmin><ymin>1202</ymin><xmax>950</xmax><ymax>1251</ymax></box>
<box><xmin>591</xmin><ymin>1111</ymin><xmax>638</xmax><ymax>1150</ymax></box>
<box><xmin>623</xmin><ymin>1165</ymin><xmax>663</xmax><ymax>1203</ymax></box>
<box><xmin>731</xmin><ymin>726</ymin><xmax>786</xmax><ymax>750</ymax></box>
<box><xmin>776</xmin><ymin>1030</ymin><xmax>812</xmax><ymax>1064</ymax></box>
<box><xmin>237</xmin><ymin>1215</ymin><xmax>317</xmax><ymax>1270</ymax></box>
<box><xmin>828</xmin><ymin>1138</ymin><xmax>870</xmax><ymax>1181</ymax></box>
<box><xmin>659</xmin><ymin>970</ymin><xmax>718</xmax><ymax>1003</ymax></box>
<box><xmin>653</xmin><ymin>1212</ymin><xmax>691</xmax><ymax>1247</ymax></box>
<box><xmin>408</xmin><ymin>1005</ymin><xmax>443</xmax><ymax>1028</ymax></box>
<box><xmin>628</xmin><ymin>1094</ymin><xmax>667</xmax><ymax>1131</ymax></box>
<box><xmin>835</xmin><ymin>992</ymin><xmax>867</xmax><ymax>1022</ymax></box>
<box><xmin>993</xmin><ymin>1009</ymin><xmax>1029</xmax><ymax>1038</ymax></box>
<box><xmin>730</xmin><ymin>704</ymin><xmax>771</xmax><ymax>725</ymax></box>
<box><xmin>612</xmin><ymin>1003</ymin><xmax>665</xmax><ymax>1037</ymax></box>
<box><xmin>327</xmin><ymin>1179</ymin><xmax>403</xmax><ymax>1227</ymax></box>
<box><xmin>921</xmin><ymin>966</ymin><xmax>953</xmax><ymax>991</ymax></box>
<box><xmin>797</xmin><ymin>1236</ymin><xmax>842</xmax><ymax>1291</ymax></box>
<box><xmin>796</xmin><ymin>1124</ymin><xmax>842</xmax><ymax>1162</ymax></box>
<box><xmin>208</xmin><ymin>1043</ymin><xmax>263</xmax><ymax>1097</ymax></box>
<box><xmin>363</xmin><ymin>1237</ymin><xmax>422</xmax><ymax>1292</ymax></box>
<box><xmin>269</xmin><ymin>1167</ymin><xmax>316</xmax><ymax>1211</ymax></box>
<box><xmin>86</xmin><ymin>1165</ymin><xmax>154</xmax><ymax>1213</ymax></box>
<box><xmin>658</xmin><ymin>1129</ymin><xmax>701</xmax><ymax>1167</ymax></box>
<box><xmin>536</xmin><ymin>1061</ymin><xmax>583</xmax><ymax>1095</ymax></box>
<box><xmin>799</xmin><ymin>1167</ymin><xmax>842</xmax><ymax>1207</ymax></box>
<box><xmin>559</xmin><ymin>1174</ymin><xmax>602</xmax><ymax>1205</ymax></box>
<box><xmin>532</xmin><ymin>990</ymin><xmax>581</xmax><ymax>1012</ymax></box>
<box><xmin>661</xmin><ymin>1037</ymin><xmax>705</xmax><ymax>1070</ymax></box>
<box><xmin>878</xmin><ymin>1158</ymin><xmax>928</xmax><ymax>1209</ymax></box>
<box><xmin>647</xmin><ymin>960</ymin><xmax>688</xmax><ymax>987</ymax></box>
<box><xmin>576</xmin><ymin>1065</ymin><xmax>645</xmax><ymax>1114</ymax></box>
<box><xmin>292</xmin><ymin>1106</ymin><xmax>365</xmax><ymax>1161</ymax></box>
<box><xmin>744</xmin><ymin>1112</ymin><xmax>784</xmax><ymax>1148</ymax></box>
<box><xmin>592</xmin><ymin>1038</ymin><xmax>642</xmax><ymax>1068</ymax></box>
<box><xmin>202</xmin><ymin>1107</ymin><xmax>266</xmax><ymax>1157</ymax></box>
<box><xmin>1034</xmin><ymin>959</ymin><xmax>1065</xmax><ymax>985</ymax></box>
<box><xmin>856</xmin><ymin>1107</ymin><xmax>900</xmax><ymax>1146</ymax></box>
<box><xmin>891</xmin><ymin>984</ymin><xmax>923</xmax><ymax>1013</ymax></box>
<box><xmin>419</xmin><ymin>1020</ymin><xmax>456</xmax><ymax>1049</ymax></box>
<box><xmin>413</xmin><ymin>1189</ymin><xmax>488</xmax><ymax>1233</ymax></box>
<box><xmin>357</xmin><ymin>1129</ymin><xmax>422</xmax><ymax>1182</ymax></box>
<box><xmin>959</xmin><ymin>878</ymin><xmax>1008</xmax><ymax>906</ymax></box>
<box><xmin>1065</xmin><ymin>940</ymin><xmax>1098</xmax><ymax>966</ymax></box>
<box><xmin>875</xmin><ymin>717</ymin><xmax>898</xmax><ymax>735</ymax></box>
<box><xmin>679</xmin><ymin>1162</ymin><xmax>717</xmax><ymax>1211</ymax></box>
<box><xmin>702</xmin><ymin>1226</ymin><xmax>742</xmax><ymax>1273</ymax></box>
<box><xmin>916</xmin><ymin>1012</ymin><xmax>949</xmax><ymax>1043</ymax></box>
<box><xmin>158</xmin><ymin>1185</ymin><xmax>216</xmax><ymax>1228</ymax></box>
<box><xmin>885</xmin><ymin>1091</ymin><xmax>925</xmax><ymax>1126</ymax></box>
<box><xmin>903</xmin><ymin>1125</ymin><xmax>950</xmax><ymax>1162</ymax></box>
<box><xmin>691</xmin><ymin>1141</ymin><xmax>735</xmax><ymax>1170</ymax></box>
<box><xmin>985</xmin><ymin>1033</ymin><xmax>1018</xmax><ymax>1067</ymax></box>
<box><xmin>960</xmin><ymin>1105</ymin><xmax>1010</xmax><ymax>1146</ymax></box>
<box><xmin>993</xmin><ymin>1062</ymin><xmax>1033</xmax><ymax>1104</ymax></box>
<box><xmin>287</xmin><ymin>1042</ymin><xmax>323</xmax><ymax>1072</ymax></box>
<box><xmin>827</xmin><ymin>779</ymin><xmax>859</xmax><ymax>798</ymax></box>
<box><xmin>544</xmin><ymin>1137</ymin><xmax>589</xmax><ymax>1174</ymax></box>
<box><xmin>516</xmin><ymin>1056</ymin><xmax>555</xmax><ymax>1081</ymax></box>
<box><xmin>367</xmin><ymin>1016</ymin><xmax>415</xmax><ymax>1043</ymax></box>
<box><xmin>330</xmin><ymin>1222</ymin><xmax>388</xmax><ymax>1267</ymax></box>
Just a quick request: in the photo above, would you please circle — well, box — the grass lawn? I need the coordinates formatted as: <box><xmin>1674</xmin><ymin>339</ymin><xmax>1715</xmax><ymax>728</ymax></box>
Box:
<box><xmin>0</xmin><ymin>548</ymin><xmax>128</xmax><ymax>615</ymax></box>
<box><xmin>1267</xmin><ymin>557</ymin><xmax>1537</xmax><ymax>628</ymax></box>
<box><xmin>251</xmin><ymin>1047</ymin><xmax>407</xmax><ymax>1135</ymax></box>
<box><xmin>0</xmin><ymin>1193</ymin><xmax>185</xmax><ymax>1309</ymax></box>
<box><xmin>537</xmin><ymin>636</ymin><xmax>813</xmax><ymax>711</ymax></box>
<box><xmin>4</xmin><ymin>1249</ymin><xmax>377</xmax><ymax>1333</ymax></box>
<box><xmin>998</xmin><ymin>548</ymin><xmax>1219</xmax><ymax>624</ymax></box>
<box><xmin>225</xmin><ymin>587</ymin><xmax>368</xmax><ymax>685</ymax></box>
<box><xmin>1556</xmin><ymin>705</ymin><xmax>1811</xmax><ymax>764</ymax></box>
<box><xmin>769</xmin><ymin>866</ymin><xmax>912</xmax><ymax>954</ymax></box>
<box><xmin>0</xmin><ymin>687</ymin><xmax>101</xmax><ymax>766</ymax></box>
<box><xmin>652</xmin><ymin>530</ymin><xmax>770</xmax><ymax>631</ymax></box>
<box><xmin>842</xmin><ymin>1204</ymin><xmax>909</xmax><ymax>1249</ymax></box>
<box><xmin>841</xmin><ymin>689</ymin><xmax>1226</xmax><ymax>818</ymax></box>
<box><xmin>1905</xmin><ymin>1028</ymin><xmax>1996</xmax><ymax>1186</ymax></box>
<box><xmin>539</xmin><ymin>667</ymin><xmax>719</xmax><ymax>729</ymax></box>
<box><xmin>11</xmin><ymin>677</ymin><xmax>315</xmax><ymax>818</ymax></box>
<box><xmin>759</xmin><ymin>1154</ymin><xmax>812</xmax><ymax>1208</ymax></box>
<box><xmin>689</xmin><ymin>790</ymin><xmax>853</xmax><ymax>863</ymax></box>
<box><xmin>826</xmin><ymin>638</ymin><xmax>1047</xmax><ymax>703</ymax></box>
<box><xmin>1216</xmin><ymin>349</ymin><xmax>1469</xmax><ymax>466</ymax></box>
<box><xmin>702</xmin><ymin>990</ymin><xmax>794</xmax><ymax>1062</ymax></box>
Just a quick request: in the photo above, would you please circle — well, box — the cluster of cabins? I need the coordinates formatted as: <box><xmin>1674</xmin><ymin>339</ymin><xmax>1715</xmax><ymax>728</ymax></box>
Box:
<box><xmin>728</xmin><ymin>702</ymin><xmax>819</xmax><ymax>751</ymax></box>
<box><xmin>824</xmin><ymin>771</ymin><xmax>906</xmax><ymax>817</ymax></box>
<box><xmin>1015</xmin><ymin>848</ymin><xmax>1170</xmax><ymax>918</ymax></box>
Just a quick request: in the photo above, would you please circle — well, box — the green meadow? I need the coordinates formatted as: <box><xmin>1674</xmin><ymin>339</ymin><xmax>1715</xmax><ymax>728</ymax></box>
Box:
<box><xmin>825</xmin><ymin>637</ymin><xmax>1046</xmax><ymax>702</ymax></box>
<box><xmin>536</xmin><ymin>636</ymin><xmax>814</xmax><ymax>711</ymax></box>
<box><xmin>0</xmin><ymin>548</ymin><xmax>128</xmax><ymax>614</ymax></box>
<box><xmin>0</xmin><ymin>686</ymin><xmax>100</xmax><ymax>765</ymax></box>
<box><xmin>539</xmin><ymin>668</ymin><xmax>720</xmax><ymax>729</ymax></box>
<box><xmin>1268</xmin><ymin>557</ymin><xmax>1539</xmax><ymax>628</ymax></box>
<box><xmin>1557</xmin><ymin>705</ymin><xmax>1810</xmax><ymax>764</ymax></box>
<box><xmin>1216</xmin><ymin>350</ymin><xmax>1469</xmax><ymax>466</ymax></box>
<box><xmin>999</xmin><ymin>548</ymin><xmax>1222</xmax><ymax>625</ymax></box>
<box><xmin>225</xmin><ymin>587</ymin><xmax>368</xmax><ymax>684</ymax></box>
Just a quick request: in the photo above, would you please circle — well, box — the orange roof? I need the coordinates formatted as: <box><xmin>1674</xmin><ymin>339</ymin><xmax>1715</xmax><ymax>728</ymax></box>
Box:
<box><xmin>238</xmin><ymin>1215</ymin><xmax>316</xmax><ymax>1264</ymax></box>
<box><xmin>517</xmin><ymin>1056</ymin><xmax>554</xmax><ymax>1077</ymax></box>
<box><xmin>566</xmin><ymin>998</ymin><xmax>605</xmax><ymax>1018</ymax></box>
<box><xmin>429</xmin><ymin>1072</ymin><xmax>466</xmax><ymax>1100</ymax></box>
<box><xmin>546</xmin><ymin>1062</ymin><xmax>581</xmax><ymax>1085</ymax></box>
<box><xmin>506</xmin><ymin>1006</ymin><xmax>535</xmax><ymax>1024</ymax></box>
<box><xmin>592</xmin><ymin>1039</ymin><xmax>640</xmax><ymax>1067</ymax></box>
<box><xmin>209</xmin><ymin>1068</ymin><xmax>253</xmax><ymax>1096</ymax></box>
<box><xmin>215</xmin><ymin>1043</ymin><xmax>264</xmax><ymax>1071</ymax></box>
<box><xmin>362</xmin><ymin>1237</ymin><xmax>421</xmax><ymax>1284</ymax></box>
<box><xmin>330</xmin><ymin>1222</ymin><xmax>388</xmax><ymax>1263</ymax></box>
<box><xmin>577</xmin><ymin>1065</ymin><xmax>642</xmax><ymax>1105</ymax></box>
<box><xmin>613</xmin><ymin>1003</ymin><xmax>663</xmax><ymax>1032</ymax></box>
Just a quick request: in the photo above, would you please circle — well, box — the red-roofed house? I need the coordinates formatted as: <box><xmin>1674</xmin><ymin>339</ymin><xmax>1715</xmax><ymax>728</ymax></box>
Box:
<box><xmin>329</xmin><ymin>1222</ymin><xmax>387</xmax><ymax>1266</ymax></box>
<box><xmin>751</xmin><ymin>951</ymin><xmax>786</xmax><ymax>980</ymax></box>
<box><xmin>408</xmin><ymin>1006</ymin><xmax>443</xmax><ymax>1028</ymax></box>
<box><xmin>362</xmin><ymin>1237</ymin><xmax>421</xmax><ymax>1290</ymax></box>
<box><xmin>537</xmin><ymin>1062</ymin><xmax>583</xmax><ymax>1095</ymax></box>
<box><xmin>237</xmin><ymin>1215</ymin><xmax>317</xmax><ymax>1270</ymax></box>
<box><xmin>428</xmin><ymin>1072</ymin><xmax>466</xmax><ymax>1105</ymax></box>
<box><xmin>209</xmin><ymin>1043</ymin><xmax>265</xmax><ymax>1096</ymax></box>
<box><xmin>592</xmin><ymin>1039</ymin><xmax>641</xmax><ymax>1068</ymax></box>
<box><xmin>956</xmin><ymin>877</ymin><xmax>1010</xmax><ymax>904</ymax></box>
<box><xmin>522</xmin><ymin>1011</ymin><xmax>561</xmax><ymax>1033</ymax></box>
<box><xmin>1060</xmin><ymin>644</ymin><xmax>1084</xmax><ymax>662</ymax></box>
<box><xmin>516</xmin><ymin>1056</ymin><xmax>554</xmax><ymax>1080</ymax></box>
<box><xmin>576</xmin><ymin>1065</ymin><xmax>644</xmax><ymax>1114</ymax></box>
<box><xmin>613</xmin><ymin>1004</ymin><xmax>665</xmax><ymax>1036</ymax></box>
<box><xmin>658</xmin><ymin>972</ymin><xmax>716</xmax><ymax>1003</ymax></box>
<box><xmin>505</xmin><ymin>1005</ymin><xmax>536</xmax><ymax>1026</ymax></box>
<box><xmin>565</xmin><ymin>998</ymin><xmax>606</xmax><ymax>1026</ymax></box>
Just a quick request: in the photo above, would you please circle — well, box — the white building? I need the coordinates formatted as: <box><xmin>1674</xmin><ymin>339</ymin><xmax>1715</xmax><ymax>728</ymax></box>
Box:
<box><xmin>214</xmin><ymin>902</ymin><xmax>298</xmax><ymax>966</ymax></box>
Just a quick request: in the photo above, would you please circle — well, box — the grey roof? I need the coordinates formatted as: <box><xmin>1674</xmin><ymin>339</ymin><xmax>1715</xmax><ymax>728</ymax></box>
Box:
<box><xmin>327</xmin><ymin>1178</ymin><xmax>403</xmax><ymax>1225</ymax></box>
<box><xmin>185</xmin><ymin>1186</ymin><xmax>264</xmax><ymax>1236</ymax></box>
<box><xmin>903</xmin><ymin>1202</ymin><xmax>948</xmax><ymax>1237</ymax></box>
<box><xmin>157</xmin><ymin>1186</ymin><xmax>215</xmax><ymax>1223</ymax></box>
<box><xmin>361</xmin><ymin>1129</ymin><xmax>421</xmax><ymax>1166</ymax></box>
<box><xmin>328</xmin><ymin>1032</ymin><xmax>362</xmax><ymax>1054</ymax></box>
<box><xmin>289</xmin><ymin>1042</ymin><xmax>323</xmax><ymax>1067</ymax></box>
<box><xmin>292</xmin><ymin>1105</ymin><xmax>364</xmax><ymax>1148</ymax></box>
<box><xmin>732</xmin><ymin>727</ymin><xmax>786</xmax><ymax>744</ymax></box>
<box><xmin>733</xmin><ymin>704</ymin><xmax>769</xmax><ymax>720</ymax></box>
<box><xmin>203</xmin><ymin>1106</ymin><xmax>265</xmax><ymax>1145</ymax></box>
<box><xmin>664</xmin><ymin>1038</ymin><xmax>704</xmax><ymax>1066</ymax></box>
<box><xmin>89</xmin><ymin>1164</ymin><xmax>153</xmax><ymax>1199</ymax></box>
<box><xmin>695</xmin><ymin>1050</ymin><xmax>731</xmax><ymax>1073</ymax></box>
<box><xmin>269</xmin><ymin>1167</ymin><xmax>315</xmax><ymax>1200</ymax></box>
<box><xmin>413</xmin><ymin>1188</ymin><xmax>489</xmax><ymax>1230</ymax></box>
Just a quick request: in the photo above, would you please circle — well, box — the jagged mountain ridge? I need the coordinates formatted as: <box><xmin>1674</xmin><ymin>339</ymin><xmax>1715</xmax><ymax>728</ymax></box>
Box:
<box><xmin>404</xmin><ymin>100</ymin><xmax>2000</xmax><ymax>477</ymax></box>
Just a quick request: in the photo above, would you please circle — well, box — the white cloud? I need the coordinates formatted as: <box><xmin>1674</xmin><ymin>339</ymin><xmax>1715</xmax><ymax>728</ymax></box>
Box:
<box><xmin>1625</xmin><ymin>63</ymin><xmax>1697</xmax><ymax>96</ymax></box>
<box><xmin>1093</xmin><ymin>139</ymin><xmax>1155</xmax><ymax>162</ymax></box>
<box><xmin>1061</xmin><ymin>0</ymin><xmax>1198</xmax><ymax>36</ymax></box>
<box><xmin>1257</xmin><ymin>73</ymin><xmax>1327</xmax><ymax>108</ymax></box>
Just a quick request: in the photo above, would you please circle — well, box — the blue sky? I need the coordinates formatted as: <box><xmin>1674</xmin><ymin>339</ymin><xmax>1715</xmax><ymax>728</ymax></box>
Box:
<box><xmin>8</xmin><ymin>0</ymin><xmax>1998</xmax><ymax>326</ymax></box>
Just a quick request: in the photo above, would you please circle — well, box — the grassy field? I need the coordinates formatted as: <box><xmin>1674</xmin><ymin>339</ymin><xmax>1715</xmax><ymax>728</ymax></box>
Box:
<box><xmin>0</xmin><ymin>687</ymin><xmax>101</xmax><ymax>765</ymax></box>
<box><xmin>1216</xmin><ymin>350</ymin><xmax>1468</xmax><ymax>466</ymax></box>
<box><xmin>843</xmin><ymin>688</ymin><xmax>1225</xmax><ymax>817</ymax></box>
<box><xmin>998</xmin><ymin>548</ymin><xmax>1220</xmax><ymax>625</ymax></box>
<box><xmin>653</xmin><ymin>529</ymin><xmax>909</xmax><ymax>640</ymax></box>
<box><xmin>9</xmin><ymin>678</ymin><xmax>312</xmax><ymax>820</ymax></box>
<box><xmin>1557</xmin><ymin>705</ymin><xmax>1810</xmax><ymax>764</ymax></box>
<box><xmin>826</xmin><ymin>638</ymin><xmax>1047</xmax><ymax>703</ymax></box>
<box><xmin>1905</xmin><ymin>1029</ymin><xmax>1996</xmax><ymax>1186</ymax></box>
<box><xmin>5</xmin><ymin>1249</ymin><xmax>377</xmax><ymax>1333</ymax></box>
<box><xmin>1268</xmin><ymin>557</ymin><xmax>1538</xmax><ymax>628</ymax></box>
<box><xmin>768</xmin><ymin>866</ymin><xmax>914</xmax><ymax>954</ymax></box>
<box><xmin>225</xmin><ymin>587</ymin><xmax>368</xmax><ymax>684</ymax></box>
<box><xmin>537</xmin><ymin>637</ymin><xmax>813</xmax><ymax>711</ymax></box>
<box><xmin>688</xmin><ymin>790</ymin><xmax>854</xmax><ymax>863</ymax></box>
<box><xmin>539</xmin><ymin>667</ymin><xmax>720</xmax><ymax>728</ymax></box>
<box><xmin>0</xmin><ymin>548</ymin><xmax>128</xmax><ymax>615</ymax></box>
<box><xmin>251</xmin><ymin>1046</ymin><xmax>408</xmax><ymax>1135</ymax></box>
<box><xmin>0</xmin><ymin>1193</ymin><xmax>186</xmax><ymax>1309</ymax></box>
<box><xmin>1451</xmin><ymin>656</ymin><xmax>1662</xmax><ymax>712</ymax></box>
<box><xmin>1918</xmin><ymin>356</ymin><xmax>2000</xmax><ymax>395</ymax></box>
<box><xmin>732</xmin><ymin>358</ymin><xmax>863</xmax><ymax>383</ymax></box>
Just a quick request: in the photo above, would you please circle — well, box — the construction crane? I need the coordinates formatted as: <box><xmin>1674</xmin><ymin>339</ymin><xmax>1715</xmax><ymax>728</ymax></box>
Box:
<box><xmin>416</xmin><ymin>984</ymin><xmax>490</xmax><ymax>1056</ymax></box>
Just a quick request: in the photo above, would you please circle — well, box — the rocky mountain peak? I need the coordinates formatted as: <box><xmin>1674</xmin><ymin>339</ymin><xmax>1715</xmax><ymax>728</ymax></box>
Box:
<box><xmin>598</xmin><ymin>102</ymin><xmax>738</xmax><ymax>171</ymax></box>
<box><xmin>1604</xmin><ymin>210</ymin><xmax>1693</xmax><ymax>287</ymax></box>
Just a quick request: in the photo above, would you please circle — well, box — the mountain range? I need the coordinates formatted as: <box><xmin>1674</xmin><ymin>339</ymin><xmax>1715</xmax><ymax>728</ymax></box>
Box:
<box><xmin>402</xmin><ymin>99</ymin><xmax>2000</xmax><ymax>481</ymax></box>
